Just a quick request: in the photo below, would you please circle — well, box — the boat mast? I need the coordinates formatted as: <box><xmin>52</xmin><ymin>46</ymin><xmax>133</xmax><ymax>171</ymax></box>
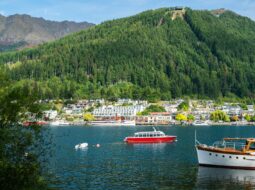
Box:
<box><xmin>195</xmin><ymin>130</ymin><xmax>201</xmax><ymax>145</ymax></box>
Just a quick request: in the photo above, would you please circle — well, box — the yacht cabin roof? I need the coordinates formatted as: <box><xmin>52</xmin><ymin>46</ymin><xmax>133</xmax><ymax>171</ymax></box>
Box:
<box><xmin>223</xmin><ymin>138</ymin><xmax>255</xmax><ymax>142</ymax></box>
<box><xmin>134</xmin><ymin>131</ymin><xmax>165</xmax><ymax>136</ymax></box>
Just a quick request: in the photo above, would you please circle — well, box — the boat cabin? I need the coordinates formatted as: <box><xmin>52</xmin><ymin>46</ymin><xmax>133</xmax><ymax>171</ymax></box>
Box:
<box><xmin>221</xmin><ymin>138</ymin><xmax>255</xmax><ymax>153</ymax></box>
<box><xmin>134</xmin><ymin>131</ymin><xmax>165</xmax><ymax>138</ymax></box>
<box><xmin>198</xmin><ymin>138</ymin><xmax>255</xmax><ymax>154</ymax></box>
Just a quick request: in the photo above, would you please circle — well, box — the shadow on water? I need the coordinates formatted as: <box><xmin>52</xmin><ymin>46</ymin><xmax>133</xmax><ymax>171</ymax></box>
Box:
<box><xmin>196</xmin><ymin>166</ymin><xmax>255</xmax><ymax>189</ymax></box>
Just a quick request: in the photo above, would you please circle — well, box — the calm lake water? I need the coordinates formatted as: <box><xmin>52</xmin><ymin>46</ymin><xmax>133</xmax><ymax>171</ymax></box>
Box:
<box><xmin>47</xmin><ymin>126</ymin><xmax>255</xmax><ymax>190</ymax></box>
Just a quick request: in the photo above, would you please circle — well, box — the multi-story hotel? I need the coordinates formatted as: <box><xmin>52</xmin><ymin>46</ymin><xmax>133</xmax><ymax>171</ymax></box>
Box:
<box><xmin>92</xmin><ymin>105</ymin><xmax>146</xmax><ymax>120</ymax></box>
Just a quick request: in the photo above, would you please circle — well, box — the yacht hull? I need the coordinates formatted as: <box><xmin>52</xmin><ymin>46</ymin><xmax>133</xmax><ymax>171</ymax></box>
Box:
<box><xmin>125</xmin><ymin>136</ymin><xmax>176</xmax><ymax>143</ymax></box>
<box><xmin>196</xmin><ymin>147</ymin><xmax>255</xmax><ymax>170</ymax></box>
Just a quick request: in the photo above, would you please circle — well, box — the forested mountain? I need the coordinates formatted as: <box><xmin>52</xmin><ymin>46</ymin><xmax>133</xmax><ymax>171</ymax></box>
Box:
<box><xmin>0</xmin><ymin>14</ymin><xmax>94</xmax><ymax>51</ymax></box>
<box><xmin>0</xmin><ymin>8</ymin><xmax>255</xmax><ymax>101</ymax></box>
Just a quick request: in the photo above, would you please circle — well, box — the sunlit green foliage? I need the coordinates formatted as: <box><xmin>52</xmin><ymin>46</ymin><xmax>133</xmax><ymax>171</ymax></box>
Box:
<box><xmin>231</xmin><ymin>115</ymin><xmax>239</xmax><ymax>122</ymax></box>
<box><xmin>83</xmin><ymin>113</ymin><xmax>95</xmax><ymax>121</ymax></box>
<box><xmin>244</xmin><ymin>115</ymin><xmax>251</xmax><ymax>122</ymax></box>
<box><xmin>0</xmin><ymin>70</ymin><xmax>49</xmax><ymax>190</ymax></box>
<box><xmin>210</xmin><ymin>110</ymin><xmax>230</xmax><ymax>122</ymax></box>
<box><xmin>139</xmin><ymin>105</ymin><xmax>166</xmax><ymax>115</ymax></box>
<box><xmin>187</xmin><ymin>114</ymin><xmax>195</xmax><ymax>121</ymax></box>
<box><xmin>175</xmin><ymin>113</ymin><xmax>187</xmax><ymax>121</ymax></box>
<box><xmin>178</xmin><ymin>101</ymin><xmax>189</xmax><ymax>111</ymax></box>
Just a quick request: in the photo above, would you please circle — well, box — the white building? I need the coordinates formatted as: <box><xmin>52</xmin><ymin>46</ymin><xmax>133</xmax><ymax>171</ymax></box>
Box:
<box><xmin>136</xmin><ymin>112</ymin><xmax>172</xmax><ymax>125</ymax></box>
<box><xmin>92</xmin><ymin>105</ymin><xmax>146</xmax><ymax>119</ymax></box>
<box><xmin>164</xmin><ymin>104</ymin><xmax>178</xmax><ymax>113</ymax></box>
<box><xmin>116</xmin><ymin>99</ymin><xmax>148</xmax><ymax>106</ymax></box>
<box><xmin>43</xmin><ymin>110</ymin><xmax>58</xmax><ymax>120</ymax></box>
<box><xmin>221</xmin><ymin>105</ymin><xmax>242</xmax><ymax>116</ymax></box>
<box><xmin>247</xmin><ymin>105</ymin><xmax>254</xmax><ymax>113</ymax></box>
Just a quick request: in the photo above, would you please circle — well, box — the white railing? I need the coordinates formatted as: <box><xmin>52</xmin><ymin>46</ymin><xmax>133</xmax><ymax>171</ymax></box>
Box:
<box><xmin>212</xmin><ymin>141</ymin><xmax>246</xmax><ymax>150</ymax></box>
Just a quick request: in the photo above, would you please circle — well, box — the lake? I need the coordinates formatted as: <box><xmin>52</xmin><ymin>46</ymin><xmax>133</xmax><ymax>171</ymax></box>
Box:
<box><xmin>47</xmin><ymin>126</ymin><xmax>255</xmax><ymax>190</ymax></box>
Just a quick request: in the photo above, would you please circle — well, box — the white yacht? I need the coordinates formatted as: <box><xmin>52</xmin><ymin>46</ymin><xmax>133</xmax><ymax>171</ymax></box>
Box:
<box><xmin>195</xmin><ymin>133</ymin><xmax>255</xmax><ymax>169</ymax></box>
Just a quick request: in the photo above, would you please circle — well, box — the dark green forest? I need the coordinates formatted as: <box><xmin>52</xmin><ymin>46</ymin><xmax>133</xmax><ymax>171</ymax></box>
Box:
<box><xmin>1</xmin><ymin>8</ymin><xmax>255</xmax><ymax>101</ymax></box>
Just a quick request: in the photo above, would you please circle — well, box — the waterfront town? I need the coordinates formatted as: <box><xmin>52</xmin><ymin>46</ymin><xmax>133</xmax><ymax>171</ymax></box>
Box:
<box><xmin>27</xmin><ymin>98</ymin><xmax>255</xmax><ymax>126</ymax></box>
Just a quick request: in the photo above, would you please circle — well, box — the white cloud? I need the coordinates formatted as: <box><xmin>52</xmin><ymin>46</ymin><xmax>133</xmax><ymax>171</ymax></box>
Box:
<box><xmin>0</xmin><ymin>10</ymin><xmax>6</xmax><ymax>16</ymax></box>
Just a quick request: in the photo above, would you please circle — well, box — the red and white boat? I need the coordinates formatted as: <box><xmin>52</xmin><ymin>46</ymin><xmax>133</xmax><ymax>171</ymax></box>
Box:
<box><xmin>23</xmin><ymin>121</ymin><xmax>48</xmax><ymax>127</ymax></box>
<box><xmin>124</xmin><ymin>128</ymin><xmax>177</xmax><ymax>143</ymax></box>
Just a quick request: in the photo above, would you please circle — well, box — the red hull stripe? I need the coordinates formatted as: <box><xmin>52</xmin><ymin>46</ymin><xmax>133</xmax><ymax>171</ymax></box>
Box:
<box><xmin>199</xmin><ymin>164</ymin><xmax>255</xmax><ymax>170</ymax></box>
<box><xmin>125</xmin><ymin>136</ymin><xmax>176</xmax><ymax>143</ymax></box>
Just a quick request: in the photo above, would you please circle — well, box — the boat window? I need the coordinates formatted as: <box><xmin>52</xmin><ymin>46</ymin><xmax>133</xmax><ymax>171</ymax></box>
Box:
<box><xmin>150</xmin><ymin>134</ymin><xmax>153</xmax><ymax>137</ymax></box>
<box><xmin>250</xmin><ymin>142</ymin><xmax>255</xmax><ymax>150</ymax></box>
<box><xmin>229</xmin><ymin>156</ymin><xmax>232</xmax><ymax>158</ymax></box>
<box><xmin>236</xmin><ymin>157</ymin><xmax>239</xmax><ymax>159</ymax></box>
<box><xmin>209</xmin><ymin>153</ymin><xmax>212</xmax><ymax>156</ymax></box>
<box><xmin>215</xmin><ymin>154</ymin><xmax>218</xmax><ymax>157</ymax></box>
<box><xmin>243</xmin><ymin>157</ymin><xmax>246</xmax><ymax>160</ymax></box>
<box><xmin>222</xmin><ymin>155</ymin><xmax>225</xmax><ymax>158</ymax></box>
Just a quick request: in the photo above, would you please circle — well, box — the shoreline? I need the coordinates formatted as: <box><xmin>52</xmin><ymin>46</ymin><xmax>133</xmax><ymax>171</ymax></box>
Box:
<box><xmin>47</xmin><ymin>121</ymin><xmax>255</xmax><ymax>127</ymax></box>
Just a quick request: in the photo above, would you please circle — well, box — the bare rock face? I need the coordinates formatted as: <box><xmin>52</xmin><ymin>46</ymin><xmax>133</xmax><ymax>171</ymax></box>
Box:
<box><xmin>0</xmin><ymin>14</ymin><xmax>94</xmax><ymax>51</ymax></box>
<box><xmin>211</xmin><ymin>8</ymin><xmax>227</xmax><ymax>16</ymax></box>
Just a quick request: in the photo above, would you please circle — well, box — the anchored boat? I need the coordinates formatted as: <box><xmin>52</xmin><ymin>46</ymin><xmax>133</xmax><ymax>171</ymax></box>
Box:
<box><xmin>49</xmin><ymin>120</ymin><xmax>70</xmax><ymax>126</ymax></box>
<box><xmin>124</xmin><ymin>128</ymin><xmax>177</xmax><ymax>143</ymax></box>
<box><xmin>195</xmin><ymin>132</ymin><xmax>255</xmax><ymax>169</ymax></box>
<box><xmin>192</xmin><ymin>120</ymin><xmax>209</xmax><ymax>126</ymax></box>
<box><xmin>23</xmin><ymin>121</ymin><xmax>48</xmax><ymax>127</ymax></box>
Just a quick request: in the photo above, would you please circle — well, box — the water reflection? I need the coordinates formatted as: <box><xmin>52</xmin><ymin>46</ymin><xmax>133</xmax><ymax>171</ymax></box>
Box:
<box><xmin>130</xmin><ymin>143</ymin><xmax>167</xmax><ymax>149</ymax></box>
<box><xmin>196</xmin><ymin>166</ymin><xmax>255</xmax><ymax>189</ymax></box>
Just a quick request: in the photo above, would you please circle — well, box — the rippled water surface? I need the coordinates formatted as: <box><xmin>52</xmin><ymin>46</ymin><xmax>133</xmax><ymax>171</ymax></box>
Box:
<box><xmin>47</xmin><ymin>126</ymin><xmax>255</xmax><ymax>189</ymax></box>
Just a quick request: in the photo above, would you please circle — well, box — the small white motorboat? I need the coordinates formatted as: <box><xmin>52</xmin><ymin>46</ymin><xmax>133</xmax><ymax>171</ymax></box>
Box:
<box><xmin>50</xmin><ymin>120</ymin><xmax>70</xmax><ymax>126</ymax></box>
<box><xmin>192</xmin><ymin>120</ymin><xmax>209</xmax><ymax>126</ymax></box>
<box><xmin>75</xmin><ymin>143</ymin><xmax>88</xmax><ymax>150</ymax></box>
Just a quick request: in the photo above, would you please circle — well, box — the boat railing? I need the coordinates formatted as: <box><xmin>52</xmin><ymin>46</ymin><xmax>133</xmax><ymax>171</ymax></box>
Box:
<box><xmin>212</xmin><ymin>141</ymin><xmax>246</xmax><ymax>150</ymax></box>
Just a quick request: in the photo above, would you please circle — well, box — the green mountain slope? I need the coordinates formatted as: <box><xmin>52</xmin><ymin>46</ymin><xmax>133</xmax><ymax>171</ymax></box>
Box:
<box><xmin>1</xmin><ymin>8</ymin><xmax>255</xmax><ymax>100</ymax></box>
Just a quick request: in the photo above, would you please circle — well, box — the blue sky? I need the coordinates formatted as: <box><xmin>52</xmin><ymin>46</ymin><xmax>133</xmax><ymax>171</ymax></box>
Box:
<box><xmin>0</xmin><ymin>0</ymin><xmax>254</xmax><ymax>24</ymax></box>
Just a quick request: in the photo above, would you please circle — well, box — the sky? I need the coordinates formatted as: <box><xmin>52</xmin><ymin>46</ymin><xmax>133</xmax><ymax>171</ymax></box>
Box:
<box><xmin>0</xmin><ymin>0</ymin><xmax>254</xmax><ymax>24</ymax></box>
